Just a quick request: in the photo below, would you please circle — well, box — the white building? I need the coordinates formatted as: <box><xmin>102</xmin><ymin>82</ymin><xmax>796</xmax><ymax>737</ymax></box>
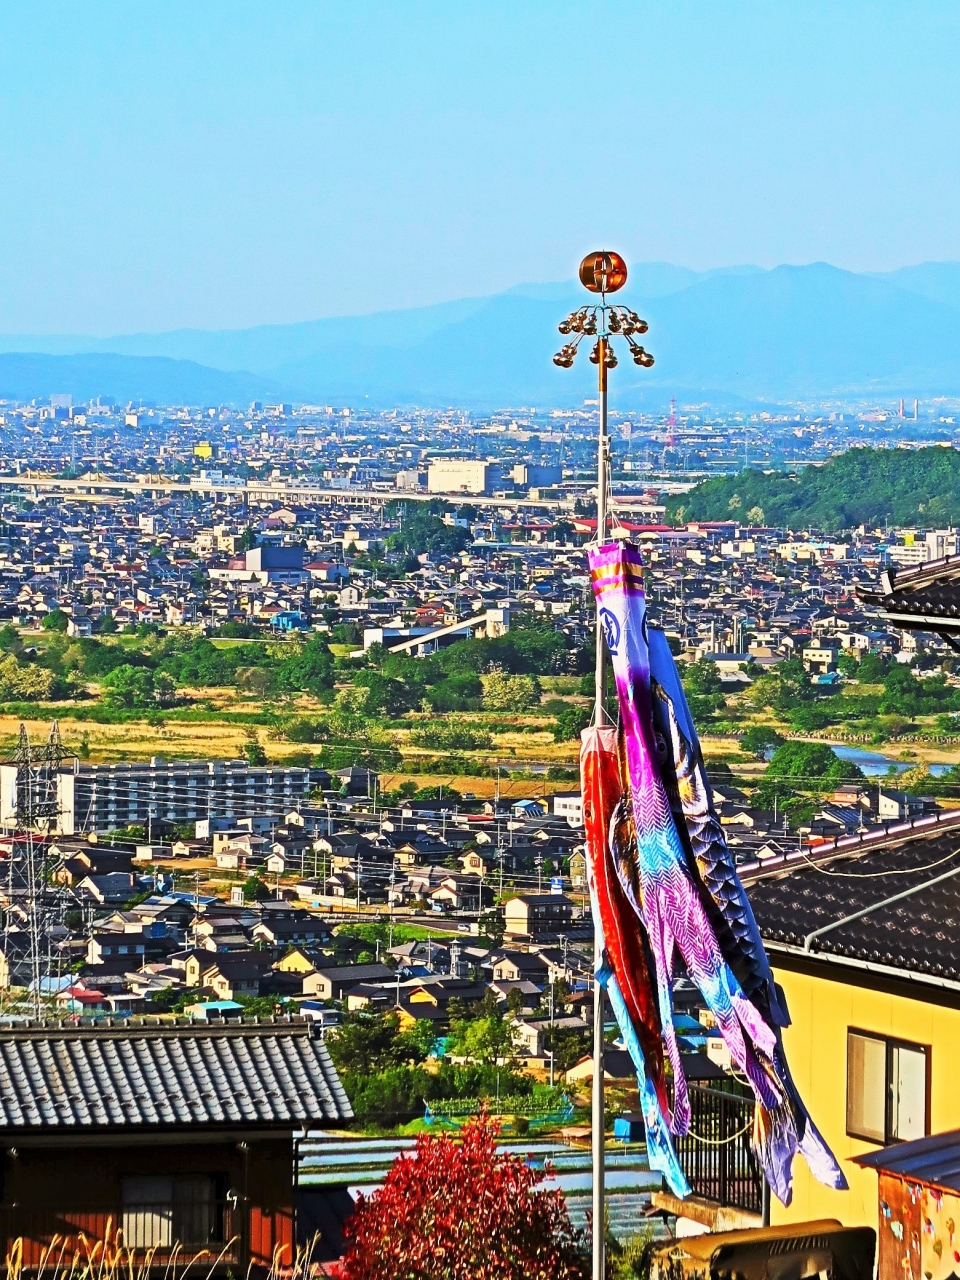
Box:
<box><xmin>552</xmin><ymin>792</ymin><xmax>583</xmax><ymax>827</ymax></box>
<box><xmin>0</xmin><ymin>759</ymin><xmax>329</xmax><ymax>836</ymax></box>
<box><xmin>427</xmin><ymin>459</ymin><xmax>501</xmax><ymax>495</ymax></box>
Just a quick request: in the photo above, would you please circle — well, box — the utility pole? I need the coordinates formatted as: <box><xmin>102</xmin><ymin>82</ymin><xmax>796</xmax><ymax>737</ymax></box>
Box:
<box><xmin>388</xmin><ymin>855</ymin><xmax>397</xmax><ymax>950</ymax></box>
<box><xmin>553</xmin><ymin>250</ymin><xmax>654</xmax><ymax>1280</ymax></box>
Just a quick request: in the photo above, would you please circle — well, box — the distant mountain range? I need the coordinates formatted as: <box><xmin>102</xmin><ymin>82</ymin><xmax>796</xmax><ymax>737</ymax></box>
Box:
<box><xmin>4</xmin><ymin>261</ymin><xmax>960</xmax><ymax>407</ymax></box>
<box><xmin>0</xmin><ymin>353</ymin><xmax>274</xmax><ymax>408</ymax></box>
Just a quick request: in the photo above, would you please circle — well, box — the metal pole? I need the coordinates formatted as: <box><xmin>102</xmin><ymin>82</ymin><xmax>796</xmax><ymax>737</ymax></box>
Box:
<box><xmin>592</xmin><ymin>976</ymin><xmax>605</xmax><ymax>1277</ymax></box>
<box><xmin>592</xmin><ymin>327</ymin><xmax>608</xmax><ymax>1280</ymax></box>
<box><xmin>595</xmin><ymin>334</ymin><xmax>609</xmax><ymax>728</ymax></box>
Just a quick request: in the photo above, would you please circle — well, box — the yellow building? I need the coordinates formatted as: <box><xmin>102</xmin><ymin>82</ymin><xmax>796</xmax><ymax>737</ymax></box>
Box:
<box><xmin>768</xmin><ymin>952</ymin><xmax>951</xmax><ymax>1229</ymax></box>
<box><xmin>273</xmin><ymin>946</ymin><xmax>319</xmax><ymax>976</ymax></box>
<box><xmin>742</xmin><ymin>817</ymin><xmax>960</xmax><ymax>1231</ymax></box>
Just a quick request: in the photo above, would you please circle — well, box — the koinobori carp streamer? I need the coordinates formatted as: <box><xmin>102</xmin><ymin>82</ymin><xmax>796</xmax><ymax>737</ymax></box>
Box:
<box><xmin>580</xmin><ymin>722</ymin><xmax>689</xmax><ymax>1196</ymax></box>
<box><xmin>579</xmin><ymin>539</ymin><xmax>844</xmax><ymax>1205</ymax></box>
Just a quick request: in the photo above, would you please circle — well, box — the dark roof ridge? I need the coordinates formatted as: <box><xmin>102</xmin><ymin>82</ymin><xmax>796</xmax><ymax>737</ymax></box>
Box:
<box><xmin>0</xmin><ymin>1016</ymin><xmax>314</xmax><ymax>1042</ymax></box>
<box><xmin>740</xmin><ymin>806</ymin><xmax>960</xmax><ymax>882</ymax></box>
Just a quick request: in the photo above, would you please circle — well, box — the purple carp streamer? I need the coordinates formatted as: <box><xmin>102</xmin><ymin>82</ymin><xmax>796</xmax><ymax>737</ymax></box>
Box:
<box><xmin>583</xmin><ymin>540</ymin><xmax>844</xmax><ymax>1205</ymax></box>
<box><xmin>646</xmin><ymin>627</ymin><xmax>846</xmax><ymax>1199</ymax></box>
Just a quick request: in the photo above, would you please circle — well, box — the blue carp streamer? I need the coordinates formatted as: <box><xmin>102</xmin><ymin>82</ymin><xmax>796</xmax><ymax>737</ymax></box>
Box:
<box><xmin>581</xmin><ymin>540</ymin><xmax>845</xmax><ymax>1205</ymax></box>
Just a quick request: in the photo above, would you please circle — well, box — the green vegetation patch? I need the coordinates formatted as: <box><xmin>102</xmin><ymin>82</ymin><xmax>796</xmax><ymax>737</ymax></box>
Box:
<box><xmin>666</xmin><ymin>445</ymin><xmax>960</xmax><ymax>531</ymax></box>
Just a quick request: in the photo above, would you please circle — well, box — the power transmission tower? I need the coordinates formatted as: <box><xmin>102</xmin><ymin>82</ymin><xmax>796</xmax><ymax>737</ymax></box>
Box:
<box><xmin>5</xmin><ymin>723</ymin><xmax>75</xmax><ymax>1016</ymax></box>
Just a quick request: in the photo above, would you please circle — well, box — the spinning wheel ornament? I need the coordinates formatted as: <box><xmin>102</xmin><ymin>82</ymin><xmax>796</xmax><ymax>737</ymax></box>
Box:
<box><xmin>578</xmin><ymin>249</ymin><xmax>628</xmax><ymax>294</ymax></box>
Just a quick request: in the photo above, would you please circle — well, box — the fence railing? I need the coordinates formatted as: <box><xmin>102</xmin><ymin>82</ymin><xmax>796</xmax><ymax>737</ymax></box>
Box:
<box><xmin>673</xmin><ymin>1083</ymin><xmax>762</xmax><ymax>1215</ymax></box>
<box><xmin>0</xmin><ymin>1202</ymin><xmax>240</xmax><ymax>1267</ymax></box>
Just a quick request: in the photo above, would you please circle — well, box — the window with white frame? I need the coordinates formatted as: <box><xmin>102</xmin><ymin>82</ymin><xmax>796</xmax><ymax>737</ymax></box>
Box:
<box><xmin>847</xmin><ymin>1029</ymin><xmax>928</xmax><ymax>1144</ymax></box>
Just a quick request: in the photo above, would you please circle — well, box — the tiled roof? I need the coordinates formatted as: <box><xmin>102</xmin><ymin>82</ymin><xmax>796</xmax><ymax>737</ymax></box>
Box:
<box><xmin>0</xmin><ymin>1018</ymin><xmax>351</xmax><ymax>1131</ymax></box>
<box><xmin>746</xmin><ymin>828</ymin><xmax>960</xmax><ymax>981</ymax></box>
<box><xmin>858</xmin><ymin>557</ymin><xmax>960</xmax><ymax>631</ymax></box>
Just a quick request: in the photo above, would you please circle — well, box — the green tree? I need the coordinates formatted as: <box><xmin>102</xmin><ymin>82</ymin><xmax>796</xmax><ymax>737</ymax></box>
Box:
<box><xmin>423</xmin><ymin>674</ymin><xmax>482</xmax><ymax>712</ymax></box>
<box><xmin>740</xmin><ymin>725</ymin><xmax>784</xmax><ymax>759</ymax></box>
<box><xmin>353</xmin><ymin>671</ymin><xmax>416</xmax><ymax>718</ymax></box>
<box><xmin>766</xmin><ymin>741</ymin><xmax>862</xmax><ymax>785</ymax></box>
<box><xmin>551</xmin><ymin>703</ymin><xmax>591</xmax><ymax>742</ymax></box>
<box><xmin>478</xmin><ymin>906</ymin><xmax>504</xmax><ymax>945</ymax></box>
<box><xmin>242</xmin><ymin>875</ymin><xmax>271</xmax><ymax>901</ymax></box>
<box><xmin>447</xmin><ymin>1014</ymin><xmax>518</xmax><ymax>1066</ymax></box>
<box><xmin>482</xmin><ymin>672</ymin><xmax>542</xmax><ymax>712</ymax></box>
<box><xmin>328</xmin><ymin>1011</ymin><xmax>409</xmax><ymax>1076</ymax></box>
<box><xmin>680</xmin><ymin>658</ymin><xmax>726</xmax><ymax>722</ymax></box>
<box><xmin>410</xmin><ymin>723</ymin><xmax>493</xmax><ymax>751</ymax></box>
<box><xmin>858</xmin><ymin>652</ymin><xmax>890</xmax><ymax>683</ymax></box>
<box><xmin>0</xmin><ymin>626</ymin><xmax>22</xmax><ymax>654</ymax></box>
<box><xmin>746</xmin><ymin>658</ymin><xmax>811</xmax><ymax>713</ymax></box>
<box><xmin>41</xmin><ymin>609</ymin><xmax>69</xmax><ymax>632</ymax></box>
<box><xmin>384</xmin><ymin>499</ymin><xmax>473</xmax><ymax>558</ymax></box>
<box><xmin>0</xmin><ymin>655</ymin><xmax>58</xmax><ymax>701</ymax></box>
<box><xmin>837</xmin><ymin>650</ymin><xmax>860</xmax><ymax>677</ymax></box>
<box><xmin>786</xmin><ymin>704</ymin><xmax>831</xmax><ymax>732</ymax></box>
<box><xmin>665</xmin><ymin>445</ymin><xmax>960</xmax><ymax>532</ymax></box>
<box><xmin>274</xmin><ymin>634</ymin><xmax>335</xmax><ymax>695</ymax></box>
<box><xmin>682</xmin><ymin>659</ymin><xmax>723</xmax><ymax>696</ymax></box>
<box><xmin>102</xmin><ymin>665</ymin><xmax>175</xmax><ymax>709</ymax></box>
<box><xmin>505</xmin><ymin>987</ymin><xmax>524</xmax><ymax>1014</ymax></box>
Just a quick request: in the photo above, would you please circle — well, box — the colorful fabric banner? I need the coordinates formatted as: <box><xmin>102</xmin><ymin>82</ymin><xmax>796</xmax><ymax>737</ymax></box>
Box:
<box><xmin>581</xmin><ymin>723</ymin><xmax>689</xmax><ymax>1196</ymax></box>
<box><xmin>580</xmin><ymin>539</ymin><xmax>844</xmax><ymax>1205</ymax></box>
<box><xmin>647</xmin><ymin>627</ymin><xmax>845</xmax><ymax>1201</ymax></box>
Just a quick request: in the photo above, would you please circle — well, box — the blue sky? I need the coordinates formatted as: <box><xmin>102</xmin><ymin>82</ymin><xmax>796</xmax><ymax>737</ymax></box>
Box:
<box><xmin>1</xmin><ymin>2</ymin><xmax>959</xmax><ymax>334</ymax></box>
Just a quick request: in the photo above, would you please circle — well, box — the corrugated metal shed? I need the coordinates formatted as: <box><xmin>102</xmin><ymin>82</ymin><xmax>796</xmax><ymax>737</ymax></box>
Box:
<box><xmin>0</xmin><ymin>1019</ymin><xmax>352</xmax><ymax>1131</ymax></box>
<box><xmin>854</xmin><ymin>1128</ymin><xmax>960</xmax><ymax>1193</ymax></box>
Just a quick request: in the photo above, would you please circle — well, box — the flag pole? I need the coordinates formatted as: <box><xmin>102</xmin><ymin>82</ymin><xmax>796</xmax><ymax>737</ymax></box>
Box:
<box><xmin>591</xmin><ymin>325</ymin><xmax>609</xmax><ymax>1280</ymax></box>
<box><xmin>551</xmin><ymin>252</ymin><xmax>651</xmax><ymax>1280</ymax></box>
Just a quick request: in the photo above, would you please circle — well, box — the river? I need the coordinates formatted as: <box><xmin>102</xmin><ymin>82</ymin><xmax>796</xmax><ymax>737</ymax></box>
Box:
<box><xmin>831</xmin><ymin>745</ymin><xmax>953</xmax><ymax>777</ymax></box>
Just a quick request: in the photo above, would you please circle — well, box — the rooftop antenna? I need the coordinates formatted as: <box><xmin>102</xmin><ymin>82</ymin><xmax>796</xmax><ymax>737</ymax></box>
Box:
<box><xmin>553</xmin><ymin>251</ymin><xmax>654</xmax><ymax>1280</ymax></box>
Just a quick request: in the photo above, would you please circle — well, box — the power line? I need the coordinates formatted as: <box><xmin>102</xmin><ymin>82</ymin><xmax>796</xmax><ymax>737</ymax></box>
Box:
<box><xmin>792</xmin><ymin>843</ymin><xmax>960</xmax><ymax>880</ymax></box>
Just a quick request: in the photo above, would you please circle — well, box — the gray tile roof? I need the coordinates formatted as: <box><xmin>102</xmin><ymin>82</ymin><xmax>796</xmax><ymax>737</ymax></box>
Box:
<box><xmin>0</xmin><ymin>1019</ymin><xmax>352</xmax><ymax>1131</ymax></box>
<box><xmin>746</xmin><ymin>827</ymin><xmax>960</xmax><ymax>981</ymax></box>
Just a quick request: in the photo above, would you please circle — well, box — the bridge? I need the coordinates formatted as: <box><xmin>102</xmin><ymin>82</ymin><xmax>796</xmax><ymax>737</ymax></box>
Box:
<box><xmin>0</xmin><ymin>472</ymin><xmax>683</xmax><ymax>514</ymax></box>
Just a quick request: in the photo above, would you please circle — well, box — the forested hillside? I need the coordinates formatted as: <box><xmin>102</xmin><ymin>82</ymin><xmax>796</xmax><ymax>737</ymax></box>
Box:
<box><xmin>665</xmin><ymin>445</ymin><xmax>960</xmax><ymax>531</ymax></box>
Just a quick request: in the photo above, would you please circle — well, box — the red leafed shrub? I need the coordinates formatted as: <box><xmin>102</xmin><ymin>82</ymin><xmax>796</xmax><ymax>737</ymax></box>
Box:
<box><xmin>338</xmin><ymin>1113</ymin><xmax>586</xmax><ymax>1280</ymax></box>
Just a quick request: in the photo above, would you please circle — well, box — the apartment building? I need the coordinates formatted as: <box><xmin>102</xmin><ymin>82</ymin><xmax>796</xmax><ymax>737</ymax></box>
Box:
<box><xmin>0</xmin><ymin>758</ymin><xmax>329</xmax><ymax>836</ymax></box>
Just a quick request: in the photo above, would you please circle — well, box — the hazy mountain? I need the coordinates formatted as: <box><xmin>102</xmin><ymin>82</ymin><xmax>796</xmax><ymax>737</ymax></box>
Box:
<box><xmin>641</xmin><ymin>262</ymin><xmax>960</xmax><ymax>399</ymax></box>
<box><xmin>872</xmin><ymin>261</ymin><xmax>960</xmax><ymax>312</ymax></box>
<box><xmin>0</xmin><ymin>353</ymin><xmax>275</xmax><ymax>407</ymax></box>
<box><xmin>3</xmin><ymin>260</ymin><xmax>960</xmax><ymax>406</ymax></box>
